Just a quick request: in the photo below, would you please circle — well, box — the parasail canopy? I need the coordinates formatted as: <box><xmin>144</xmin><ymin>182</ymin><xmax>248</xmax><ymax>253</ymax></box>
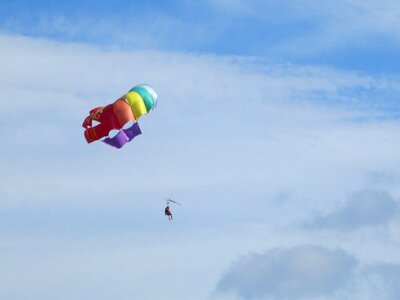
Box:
<box><xmin>82</xmin><ymin>84</ymin><xmax>158</xmax><ymax>149</ymax></box>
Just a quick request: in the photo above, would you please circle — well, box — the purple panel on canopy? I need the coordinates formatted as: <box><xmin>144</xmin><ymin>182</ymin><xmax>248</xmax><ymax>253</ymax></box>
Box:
<box><xmin>124</xmin><ymin>122</ymin><xmax>142</xmax><ymax>139</ymax></box>
<box><xmin>103</xmin><ymin>123</ymin><xmax>142</xmax><ymax>148</ymax></box>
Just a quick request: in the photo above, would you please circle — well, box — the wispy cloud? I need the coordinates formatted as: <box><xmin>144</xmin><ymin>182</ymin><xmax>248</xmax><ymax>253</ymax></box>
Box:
<box><xmin>3</xmin><ymin>0</ymin><xmax>400</xmax><ymax>67</ymax></box>
<box><xmin>357</xmin><ymin>264</ymin><xmax>400</xmax><ymax>299</ymax></box>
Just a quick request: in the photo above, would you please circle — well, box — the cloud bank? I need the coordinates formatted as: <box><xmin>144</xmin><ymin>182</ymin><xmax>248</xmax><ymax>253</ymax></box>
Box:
<box><xmin>1</xmin><ymin>32</ymin><xmax>400</xmax><ymax>300</ymax></box>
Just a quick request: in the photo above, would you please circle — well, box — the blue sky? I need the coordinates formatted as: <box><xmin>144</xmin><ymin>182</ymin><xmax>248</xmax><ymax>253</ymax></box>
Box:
<box><xmin>1</xmin><ymin>1</ymin><xmax>400</xmax><ymax>299</ymax></box>
<box><xmin>2</xmin><ymin>0</ymin><xmax>400</xmax><ymax>73</ymax></box>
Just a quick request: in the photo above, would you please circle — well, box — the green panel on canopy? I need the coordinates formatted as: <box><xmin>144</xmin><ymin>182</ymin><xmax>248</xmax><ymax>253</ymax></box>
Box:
<box><xmin>129</xmin><ymin>87</ymin><xmax>154</xmax><ymax>112</ymax></box>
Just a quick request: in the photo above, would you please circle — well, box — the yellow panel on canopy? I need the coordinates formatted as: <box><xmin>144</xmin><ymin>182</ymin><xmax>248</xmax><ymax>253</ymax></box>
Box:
<box><xmin>125</xmin><ymin>91</ymin><xmax>147</xmax><ymax>120</ymax></box>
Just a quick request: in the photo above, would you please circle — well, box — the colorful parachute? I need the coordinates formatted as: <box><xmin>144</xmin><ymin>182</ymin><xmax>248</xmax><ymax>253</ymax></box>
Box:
<box><xmin>82</xmin><ymin>84</ymin><xmax>158</xmax><ymax>148</ymax></box>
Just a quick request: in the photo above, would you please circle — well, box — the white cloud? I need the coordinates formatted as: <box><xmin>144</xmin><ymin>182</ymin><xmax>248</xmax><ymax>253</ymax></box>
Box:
<box><xmin>216</xmin><ymin>245</ymin><xmax>400</xmax><ymax>300</ymax></box>
<box><xmin>307</xmin><ymin>190</ymin><xmax>400</xmax><ymax>230</ymax></box>
<box><xmin>216</xmin><ymin>245</ymin><xmax>357</xmax><ymax>299</ymax></box>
